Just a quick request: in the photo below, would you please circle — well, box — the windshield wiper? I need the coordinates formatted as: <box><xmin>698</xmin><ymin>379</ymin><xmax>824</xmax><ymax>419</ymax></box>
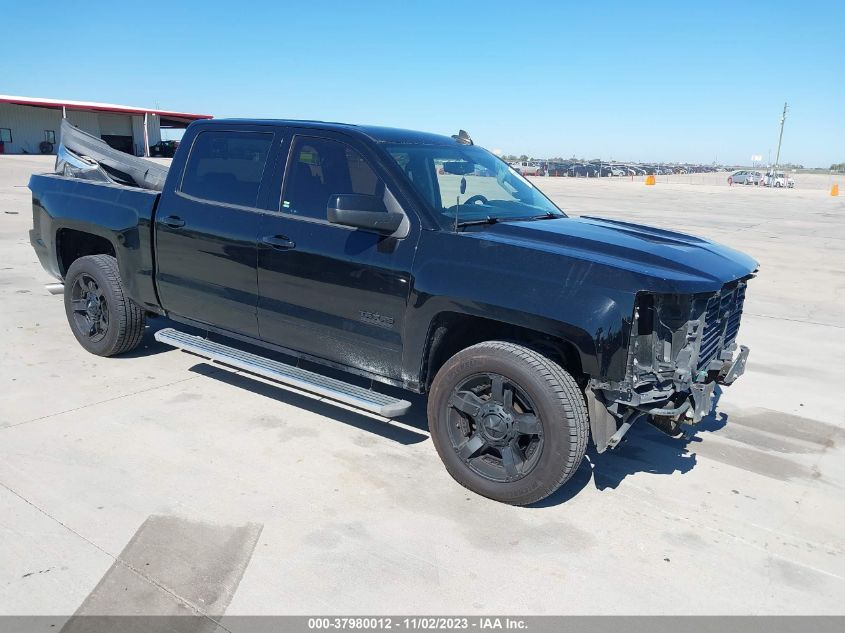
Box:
<box><xmin>520</xmin><ymin>212</ymin><xmax>560</xmax><ymax>221</ymax></box>
<box><xmin>494</xmin><ymin>212</ymin><xmax>562</xmax><ymax>223</ymax></box>
<box><xmin>455</xmin><ymin>212</ymin><xmax>562</xmax><ymax>229</ymax></box>
<box><xmin>456</xmin><ymin>216</ymin><xmax>499</xmax><ymax>228</ymax></box>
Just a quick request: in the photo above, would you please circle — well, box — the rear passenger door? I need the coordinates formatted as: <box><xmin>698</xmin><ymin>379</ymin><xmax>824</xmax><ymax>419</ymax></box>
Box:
<box><xmin>155</xmin><ymin>126</ymin><xmax>279</xmax><ymax>337</ymax></box>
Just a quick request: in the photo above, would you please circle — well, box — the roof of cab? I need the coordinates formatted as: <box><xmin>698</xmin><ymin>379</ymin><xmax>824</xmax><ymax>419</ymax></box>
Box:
<box><xmin>198</xmin><ymin>118</ymin><xmax>461</xmax><ymax>145</ymax></box>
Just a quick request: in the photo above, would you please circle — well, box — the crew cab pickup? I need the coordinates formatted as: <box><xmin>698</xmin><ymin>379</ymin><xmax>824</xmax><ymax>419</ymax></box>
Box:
<box><xmin>29</xmin><ymin>119</ymin><xmax>757</xmax><ymax>505</ymax></box>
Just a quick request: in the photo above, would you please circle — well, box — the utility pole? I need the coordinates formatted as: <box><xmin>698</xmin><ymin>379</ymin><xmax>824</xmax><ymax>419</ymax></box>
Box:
<box><xmin>773</xmin><ymin>102</ymin><xmax>788</xmax><ymax>173</ymax></box>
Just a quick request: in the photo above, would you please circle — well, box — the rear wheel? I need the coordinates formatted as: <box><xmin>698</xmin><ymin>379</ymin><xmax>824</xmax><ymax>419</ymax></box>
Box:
<box><xmin>427</xmin><ymin>341</ymin><xmax>588</xmax><ymax>505</ymax></box>
<box><xmin>63</xmin><ymin>254</ymin><xmax>145</xmax><ymax>356</ymax></box>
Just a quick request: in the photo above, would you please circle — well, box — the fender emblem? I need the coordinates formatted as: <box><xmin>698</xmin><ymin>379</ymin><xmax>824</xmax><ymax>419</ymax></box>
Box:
<box><xmin>360</xmin><ymin>310</ymin><xmax>394</xmax><ymax>328</ymax></box>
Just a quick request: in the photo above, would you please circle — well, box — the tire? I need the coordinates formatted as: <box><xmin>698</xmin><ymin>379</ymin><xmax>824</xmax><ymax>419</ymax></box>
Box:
<box><xmin>427</xmin><ymin>341</ymin><xmax>589</xmax><ymax>505</ymax></box>
<box><xmin>63</xmin><ymin>254</ymin><xmax>145</xmax><ymax>356</ymax></box>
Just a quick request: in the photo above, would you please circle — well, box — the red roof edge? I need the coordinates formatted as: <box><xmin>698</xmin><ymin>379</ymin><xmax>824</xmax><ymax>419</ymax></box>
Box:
<box><xmin>0</xmin><ymin>96</ymin><xmax>212</xmax><ymax>120</ymax></box>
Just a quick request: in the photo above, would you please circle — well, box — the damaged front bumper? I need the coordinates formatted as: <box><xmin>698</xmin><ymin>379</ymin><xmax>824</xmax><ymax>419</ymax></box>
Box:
<box><xmin>690</xmin><ymin>345</ymin><xmax>750</xmax><ymax>414</ymax></box>
<box><xmin>657</xmin><ymin>345</ymin><xmax>749</xmax><ymax>424</ymax></box>
<box><xmin>718</xmin><ymin>344</ymin><xmax>749</xmax><ymax>386</ymax></box>
<box><xmin>687</xmin><ymin>343</ymin><xmax>749</xmax><ymax>420</ymax></box>
<box><xmin>588</xmin><ymin>282</ymin><xmax>752</xmax><ymax>452</ymax></box>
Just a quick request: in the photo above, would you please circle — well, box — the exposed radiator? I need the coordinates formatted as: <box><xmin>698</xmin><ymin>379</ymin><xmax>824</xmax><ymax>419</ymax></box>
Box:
<box><xmin>698</xmin><ymin>282</ymin><xmax>747</xmax><ymax>370</ymax></box>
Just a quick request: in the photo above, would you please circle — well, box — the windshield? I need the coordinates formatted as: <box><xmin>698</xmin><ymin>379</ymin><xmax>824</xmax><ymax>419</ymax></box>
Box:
<box><xmin>385</xmin><ymin>144</ymin><xmax>565</xmax><ymax>227</ymax></box>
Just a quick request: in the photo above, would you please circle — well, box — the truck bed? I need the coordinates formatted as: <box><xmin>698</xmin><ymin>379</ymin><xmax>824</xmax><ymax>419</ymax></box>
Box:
<box><xmin>29</xmin><ymin>173</ymin><xmax>162</xmax><ymax>311</ymax></box>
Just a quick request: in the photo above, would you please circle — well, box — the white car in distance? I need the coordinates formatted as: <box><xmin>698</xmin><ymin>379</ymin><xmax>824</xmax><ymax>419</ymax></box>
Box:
<box><xmin>764</xmin><ymin>171</ymin><xmax>795</xmax><ymax>188</ymax></box>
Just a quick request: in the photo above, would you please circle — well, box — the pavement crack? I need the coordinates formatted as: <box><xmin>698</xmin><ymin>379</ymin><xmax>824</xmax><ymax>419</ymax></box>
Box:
<box><xmin>745</xmin><ymin>312</ymin><xmax>844</xmax><ymax>329</ymax></box>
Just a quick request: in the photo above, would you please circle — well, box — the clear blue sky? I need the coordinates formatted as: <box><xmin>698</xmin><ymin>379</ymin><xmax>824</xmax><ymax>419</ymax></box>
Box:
<box><xmin>2</xmin><ymin>0</ymin><xmax>842</xmax><ymax>166</ymax></box>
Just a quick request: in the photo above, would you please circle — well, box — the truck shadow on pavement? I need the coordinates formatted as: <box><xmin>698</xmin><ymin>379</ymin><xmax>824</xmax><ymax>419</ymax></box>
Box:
<box><xmin>531</xmin><ymin>391</ymin><xmax>730</xmax><ymax>507</ymax></box>
<box><xmin>115</xmin><ymin>316</ymin><xmax>433</xmax><ymax>443</ymax></box>
<box><xmin>188</xmin><ymin>363</ymin><xmax>430</xmax><ymax>446</ymax></box>
<box><xmin>126</xmin><ymin>317</ymin><xmax>732</xmax><ymax>506</ymax></box>
<box><xmin>200</xmin><ymin>358</ymin><xmax>731</xmax><ymax>508</ymax></box>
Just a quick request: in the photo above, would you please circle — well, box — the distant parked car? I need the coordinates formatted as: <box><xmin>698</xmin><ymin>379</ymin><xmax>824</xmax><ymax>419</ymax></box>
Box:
<box><xmin>763</xmin><ymin>171</ymin><xmax>795</xmax><ymax>188</ymax></box>
<box><xmin>729</xmin><ymin>170</ymin><xmax>763</xmax><ymax>185</ymax></box>
<box><xmin>568</xmin><ymin>163</ymin><xmax>589</xmax><ymax>177</ymax></box>
<box><xmin>509</xmin><ymin>160</ymin><xmax>544</xmax><ymax>176</ymax></box>
<box><xmin>747</xmin><ymin>171</ymin><xmax>765</xmax><ymax>185</ymax></box>
<box><xmin>149</xmin><ymin>140</ymin><xmax>179</xmax><ymax>157</ymax></box>
<box><xmin>588</xmin><ymin>164</ymin><xmax>614</xmax><ymax>177</ymax></box>
<box><xmin>547</xmin><ymin>162</ymin><xmax>571</xmax><ymax>177</ymax></box>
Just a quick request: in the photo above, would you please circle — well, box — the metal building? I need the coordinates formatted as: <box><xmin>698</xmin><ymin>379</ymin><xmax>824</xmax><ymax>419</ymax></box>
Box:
<box><xmin>0</xmin><ymin>95</ymin><xmax>212</xmax><ymax>157</ymax></box>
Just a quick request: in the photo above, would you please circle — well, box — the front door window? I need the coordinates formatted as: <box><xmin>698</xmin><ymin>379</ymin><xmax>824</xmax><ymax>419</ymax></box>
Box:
<box><xmin>282</xmin><ymin>137</ymin><xmax>384</xmax><ymax>220</ymax></box>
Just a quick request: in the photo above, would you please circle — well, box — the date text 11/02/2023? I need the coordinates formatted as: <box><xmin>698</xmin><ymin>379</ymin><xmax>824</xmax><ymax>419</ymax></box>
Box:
<box><xmin>307</xmin><ymin>617</ymin><xmax>528</xmax><ymax>630</ymax></box>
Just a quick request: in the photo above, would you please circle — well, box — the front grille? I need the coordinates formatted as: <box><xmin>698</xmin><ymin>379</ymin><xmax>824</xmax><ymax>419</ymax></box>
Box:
<box><xmin>697</xmin><ymin>282</ymin><xmax>747</xmax><ymax>370</ymax></box>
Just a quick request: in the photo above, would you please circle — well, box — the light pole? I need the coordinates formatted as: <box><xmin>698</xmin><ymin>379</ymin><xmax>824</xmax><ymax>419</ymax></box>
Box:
<box><xmin>773</xmin><ymin>102</ymin><xmax>788</xmax><ymax>175</ymax></box>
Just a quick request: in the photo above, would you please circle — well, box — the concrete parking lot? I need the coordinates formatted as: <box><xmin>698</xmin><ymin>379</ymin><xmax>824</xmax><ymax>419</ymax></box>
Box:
<box><xmin>1</xmin><ymin>155</ymin><xmax>843</xmax><ymax>618</ymax></box>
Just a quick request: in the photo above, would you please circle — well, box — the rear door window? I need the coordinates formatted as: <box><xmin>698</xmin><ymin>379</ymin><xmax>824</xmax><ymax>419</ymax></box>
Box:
<box><xmin>282</xmin><ymin>136</ymin><xmax>384</xmax><ymax>220</ymax></box>
<box><xmin>180</xmin><ymin>130</ymin><xmax>273</xmax><ymax>208</ymax></box>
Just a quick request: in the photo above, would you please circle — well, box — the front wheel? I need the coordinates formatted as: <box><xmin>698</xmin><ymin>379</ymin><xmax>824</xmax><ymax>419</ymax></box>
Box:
<box><xmin>427</xmin><ymin>341</ymin><xmax>589</xmax><ymax>505</ymax></box>
<box><xmin>63</xmin><ymin>254</ymin><xmax>145</xmax><ymax>356</ymax></box>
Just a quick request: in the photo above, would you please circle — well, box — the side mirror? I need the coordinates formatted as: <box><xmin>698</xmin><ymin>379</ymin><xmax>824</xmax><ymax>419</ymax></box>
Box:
<box><xmin>327</xmin><ymin>194</ymin><xmax>403</xmax><ymax>235</ymax></box>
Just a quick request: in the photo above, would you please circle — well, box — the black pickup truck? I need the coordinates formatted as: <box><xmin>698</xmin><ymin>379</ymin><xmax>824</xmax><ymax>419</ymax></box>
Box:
<box><xmin>29</xmin><ymin>119</ymin><xmax>756</xmax><ymax>505</ymax></box>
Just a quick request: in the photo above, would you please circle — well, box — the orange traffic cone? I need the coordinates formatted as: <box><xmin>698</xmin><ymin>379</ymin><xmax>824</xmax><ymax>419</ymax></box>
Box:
<box><xmin>645</xmin><ymin>175</ymin><xmax>656</xmax><ymax>186</ymax></box>
<box><xmin>832</xmin><ymin>183</ymin><xmax>840</xmax><ymax>196</ymax></box>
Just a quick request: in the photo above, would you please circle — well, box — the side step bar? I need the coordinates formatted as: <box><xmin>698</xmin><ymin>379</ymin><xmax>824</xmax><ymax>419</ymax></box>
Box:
<box><xmin>154</xmin><ymin>328</ymin><xmax>412</xmax><ymax>418</ymax></box>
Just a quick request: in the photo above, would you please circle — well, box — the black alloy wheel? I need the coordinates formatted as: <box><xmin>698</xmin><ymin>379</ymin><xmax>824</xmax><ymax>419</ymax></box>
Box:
<box><xmin>69</xmin><ymin>272</ymin><xmax>110</xmax><ymax>342</ymax></box>
<box><xmin>63</xmin><ymin>255</ymin><xmax>145</xmax><ymax>357</ymax></box>
<box><xmin>427</xmin><ymin>341</ymin><xmax>589</xmax><ymax>505</ymax></box>
<box><xmin>447</xmin><ymin>372</ymin><xmax>544</xmax><ymax>483</ymax></box>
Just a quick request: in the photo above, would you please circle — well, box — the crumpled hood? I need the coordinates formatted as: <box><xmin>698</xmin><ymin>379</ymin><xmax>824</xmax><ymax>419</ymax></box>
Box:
<box><xmin>472</xmin><ymin>215</ymin><xmax>758</xmax><ymax>293</ymax></box>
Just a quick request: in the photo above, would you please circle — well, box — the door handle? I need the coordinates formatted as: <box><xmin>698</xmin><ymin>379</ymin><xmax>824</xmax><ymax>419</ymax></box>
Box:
<box><xmin>162</xmin><ymin>215</ymin><xmax>185</xmax><ymax>228</ymax></box>
<box><xmin>261</xmin><ymin>235</ymin><xmax>296</xmax><ymax>250</ymax></box>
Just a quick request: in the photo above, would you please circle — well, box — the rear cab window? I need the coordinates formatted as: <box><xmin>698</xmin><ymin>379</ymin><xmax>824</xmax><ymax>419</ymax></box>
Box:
<box><xmin>180</xmin><ymin>130</ymin><xmax>273</xmax><ymax>208</ymax></box>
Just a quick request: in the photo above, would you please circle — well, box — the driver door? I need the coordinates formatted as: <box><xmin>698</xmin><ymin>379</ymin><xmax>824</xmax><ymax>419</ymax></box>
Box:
<box><xmin>256</xmin><ymin>131</ymin><xmax>420</xmax><ymax>381</ymax></box>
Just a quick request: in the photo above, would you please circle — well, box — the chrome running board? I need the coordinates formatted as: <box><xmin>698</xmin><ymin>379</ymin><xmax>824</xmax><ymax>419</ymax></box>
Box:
<box><xmin>154</xmin><ymin>328</ymin><xmax>411</xmax><ymax>418</ymax></box>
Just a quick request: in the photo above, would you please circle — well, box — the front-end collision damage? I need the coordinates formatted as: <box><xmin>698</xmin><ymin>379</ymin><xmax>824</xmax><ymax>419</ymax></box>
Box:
<box><xmin>588</xmin><ymin>278</ymin><xmax>752</xmax><ymax>452</ymax></box>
